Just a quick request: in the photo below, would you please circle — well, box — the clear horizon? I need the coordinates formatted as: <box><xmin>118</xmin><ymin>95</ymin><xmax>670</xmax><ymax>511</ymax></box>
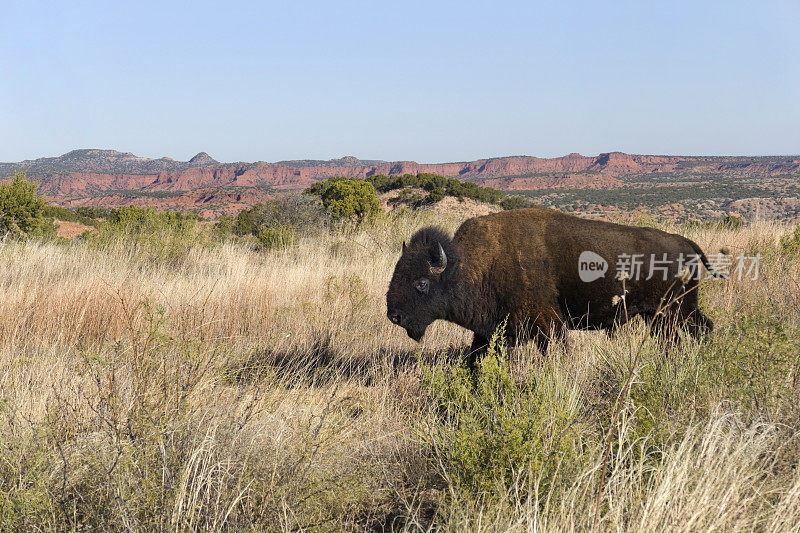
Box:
<box><xmin>2</xmin><ymin>1</ymin><xmax>798</xmax><ymax>163</ymax></box>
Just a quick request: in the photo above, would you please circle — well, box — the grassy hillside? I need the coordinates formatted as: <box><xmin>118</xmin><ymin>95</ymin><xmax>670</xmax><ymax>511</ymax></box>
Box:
<box><xmin>0</xmin><ymin>209</ymin><xmax>799</xmax><ymax>530</ymax></box>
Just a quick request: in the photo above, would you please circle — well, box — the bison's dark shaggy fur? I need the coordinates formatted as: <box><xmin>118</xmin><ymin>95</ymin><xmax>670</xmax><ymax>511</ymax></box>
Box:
<box><xmin>386</xmin><ymin>209</ymin><xmax>721</xmax><ymax>369</ymax></box>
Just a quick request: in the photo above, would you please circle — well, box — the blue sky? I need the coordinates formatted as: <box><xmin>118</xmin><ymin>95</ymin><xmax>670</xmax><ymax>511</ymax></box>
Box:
<box><xmin>1</xmin><ymin>0</ymin><xmax>798</xmax><ymax>163</ymax></box>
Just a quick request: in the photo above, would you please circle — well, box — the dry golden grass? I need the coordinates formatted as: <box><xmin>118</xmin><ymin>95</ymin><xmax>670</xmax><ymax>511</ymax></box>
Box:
<box><xmin>0</xmin><ymin>211</ymin><xmax>799</xmax><ymax>531</ymax></box>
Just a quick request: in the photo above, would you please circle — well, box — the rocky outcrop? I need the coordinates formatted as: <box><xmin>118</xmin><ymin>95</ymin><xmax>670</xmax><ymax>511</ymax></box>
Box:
<box><xmin>5</xmin><ymin>150</ymin><xmax>799</xmax><ymax>197</ymax></box>
<box><xmin>4</xmin><ymin>150</ymin><xmax>800</xmax><ymax>222</ymax></box>
<box><xmin>474</xmin><ymin>174</ymin><xmax>624</xmax><ymax>190</ymax></box>
<box><xmin>36</xmin><ymin>172</ymin><xmax>158</xmax><ymax>195</ymax></box>
<box><xmin>188</xmin><ymin>152</ymin><xmax>218</xmax><ymax>165</ymax></box>
<box><xmin>51</xmin><ymin>187</ymin><xmax>275</xmax><ymax>218</ymax></box>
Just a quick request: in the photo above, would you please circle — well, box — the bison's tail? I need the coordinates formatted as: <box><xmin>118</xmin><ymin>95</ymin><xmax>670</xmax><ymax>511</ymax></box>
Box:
<box><xmin>686</xmin><ymin>239</ymin><xmax>727</xmax><ymax>279</ymax></box>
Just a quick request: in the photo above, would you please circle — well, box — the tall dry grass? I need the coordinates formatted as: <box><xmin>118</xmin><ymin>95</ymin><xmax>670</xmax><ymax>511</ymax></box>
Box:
<box><xmin>0</xmin><ymin>211</ymin><xmax>798</xmax><ymax>530</ymax></box>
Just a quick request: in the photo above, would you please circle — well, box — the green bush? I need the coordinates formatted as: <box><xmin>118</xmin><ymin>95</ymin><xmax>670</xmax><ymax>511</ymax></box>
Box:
<box><xmin>230</xmin><ymin>204</ymin><xmax>267</xmax><ymax>237</ymax></box>
<box><xmin>41</xmin><ymin>205</ymin><xmax>72</xmax><ymax>220</ymax></box>
<box><xmin>500</xmin><ymin>196</ymin><xmax>539</xmax><ymax>210</ymax></box>
<box><xmin>612</xmin><ymin>308</ymin><xmax>800</xmax><ymax>437</ymax></box>
<box><xmin>87</xmin><ymin>206</ymin><xmax>205</xmax><ymax>264</ymax></box>
<box><xmin>695</xmin><ymin>311</ymin><xmax>800</xmax><ymax>422</ymax></box>
<box><xmin>0</xmin><ymin>172</ymin><xmax>55</xmax><ymax>238</ymax></box>
<box><xmin>42</xmin><ymin>205</ymin><xmax>101</xmax><ymax>227</ymax></box>
<box><xmin>782</xmin><ymin>224</ymin><xmax>800</xmax><ymax>256</ymax></box>
<box><xmin>720</xmin><ymin>214</ymin><xmax>744</xmax><ymax>229</ymax></box>
<box><xmin>309</xmin><ymin>173</ymin><xmax>508</xmax><ymax>207</ymax></box>
<box><xmin>363</xmin><ymin>173</ymin><xmax>505</xmax><ymax>205</ymax></box>
<box><xmin>213</xmin><ymin>215</ymin><xmax>235</xmax><ymax>238</ymax></box>
<box><xmin>102</xmin><ymin>205</ymin><xmax>199</xmax><ymax>232</ymax></box>
<box><xmin>75</xmin><ymin>206</ymin><xmax>112</xmax><ymax>219</ymax></box>
<box><xmin>426</xmin><ymin>187</ymin><xmax>446</xmax><ymax>204</ymax></box>
<box><xmin>422</xmin><ymin>325</ymin><xmax>582</xmax><ymax>499</ymax></box>
<box><xmin>217</xmin><ymin>197</ymin><xmax>325</xmax><ymax>248</ymax></box>
<box><xmin>316</xmin><ymin>178</ymin><xmax>380</xmax><ymax>220</ymax></box>
<box><xmin>255</xmin><ymin>225</ymin><xmax>298</xmax><ymax>250</ymax></box>
<box><xmin>236</xmin><ymin>197</ymin><xmax>324</xmax><ymax>236</ymax></box>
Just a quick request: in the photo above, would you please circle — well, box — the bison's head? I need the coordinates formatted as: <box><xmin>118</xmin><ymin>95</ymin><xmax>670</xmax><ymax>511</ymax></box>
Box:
<box><xmin>386</xmin><ymin>227</ymin><xmax>455</xmax><ymax>342</ymax></box>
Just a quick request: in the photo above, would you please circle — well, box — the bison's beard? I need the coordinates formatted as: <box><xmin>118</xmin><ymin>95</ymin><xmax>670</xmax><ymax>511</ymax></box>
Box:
<box><xmin>405</xmin><ymin>325</ymin><xmax>426</xmax><ymax>342</ymax></box>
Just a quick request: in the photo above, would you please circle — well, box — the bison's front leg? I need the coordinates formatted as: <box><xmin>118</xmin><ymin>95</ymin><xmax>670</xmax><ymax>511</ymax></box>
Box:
<box><xmin>466</xmin><ymin>333</ymin><xmax>489</xmax><ymax>371</ymax></box>
<box><xmin>533</xmin><ymin>329</ymin><xmax>550</xmax><ymax>356</ymax></box>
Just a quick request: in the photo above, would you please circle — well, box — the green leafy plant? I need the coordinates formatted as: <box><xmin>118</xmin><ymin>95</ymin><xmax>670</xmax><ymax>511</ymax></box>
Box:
<box><xmin>218</xmin><ymin>197</ymin><xmax>324</xmax><ymax>247</ymax></box>
<box><xmin>720</xmin><ymin>214</ymin><xmax>744</xmax><ymax>229</ymax></box>
<box><xmin>0</xmin><ymin>172</ymin><xmax>55</xmax><ymax>238</ymax></box>
<box><xmin>781</xmin><ymin>224</ymin><xmax>800</xmax><ymax>256</ymax></box>
<box><xmin>696</xmin><ymin>311</ymin><xmax>800</xmax><ymax>420</ymax></box>
<box><xmin>255</xmin><ymin>225</ymin><xmax>298</xmax><ymax>250</ymax></box>
<box><xmin>309</xmin><ymin>173</ymin><xmax>509</xmax><ymax>208</ymax></box>
<box><xmin>103</xmin><ymin>205</ymin><xmax>199</xmax><ymax>231</ymax></box>
<box><xmin>87</xmin><ymin>206</ymin><xmax>205</xmax><ymax>264</ymax></box>
<box><xmin>312</xmin><ymin>178</ymin><xmax>380</xmax><ymax>220</ymax></box>
<box><xmin>500</xmin><ymin>195</ymin><xmax>539</xmax><ymax>210</ymax></box>
<box><xmin>422</xmin><ymin>324</ymin><xmax>582</xmax><ymax>499</ymax></box>
<box><xmin>365</xmin><ymin>173</ymin><xmax>505</xmax><ymax>205</ymax></box>
<box><xmin>226</xmin><ymin>198</ymin><xmax>322</xmax><ymax>237</ymax></box>
<box><xmin>42</xmin><ymin>205</ymin><xmax>100</xmax><ymax>227</ymax></box>
<box><xmin>75</xmin><ymin>206</ymin><xmax>112</xmax><ymax>219</ymax></box>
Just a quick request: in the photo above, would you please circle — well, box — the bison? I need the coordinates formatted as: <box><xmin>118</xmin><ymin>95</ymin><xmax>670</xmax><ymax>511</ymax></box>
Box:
<box><xmin>386</xmin><ymin>209</ymin><xmax>722</xmax><ymax>369</ymax></box>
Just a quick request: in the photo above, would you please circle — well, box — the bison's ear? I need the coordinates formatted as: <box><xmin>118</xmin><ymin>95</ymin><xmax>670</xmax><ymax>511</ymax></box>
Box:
<box><xmin>429</xmin><ymin>242</ymin><xmax>447</xmax><ymax>275</ymax></box>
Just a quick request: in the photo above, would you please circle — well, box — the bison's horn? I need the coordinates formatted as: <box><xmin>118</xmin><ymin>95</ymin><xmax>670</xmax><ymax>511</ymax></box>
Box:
<box><xmin>429</xmin><ymin>242</ymin><xmax>447</xmax><ymax>275</ymax></box>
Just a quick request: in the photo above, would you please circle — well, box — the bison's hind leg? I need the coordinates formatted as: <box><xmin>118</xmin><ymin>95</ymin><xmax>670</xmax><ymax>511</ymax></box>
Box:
<box><xmin>671</xmin><ymin>280</ymin><xmax>713</xmax><ymax>338</ymax></box>
<box><xmin>640</xmin><ymin>309</ymin><xmax>681</xmax><ymax>345</ymax></box>
<box><xmin>643</xmin><ymin>307</ymin><xmax>713</xmax><ymax>344</ymax></box>
<box><xmin>682</xmin><ymin>309</ymin><xmax>714</xmax><ymax>338</ymax></box>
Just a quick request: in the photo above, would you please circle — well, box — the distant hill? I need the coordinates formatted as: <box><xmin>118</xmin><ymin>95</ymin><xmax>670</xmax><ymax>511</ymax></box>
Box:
<box><xmin>188</xmin><ymin>152</ymin><xmax>218</xmax><ymax>166</ymax></box>
<box><xmin>0</xmin><ymin>149</ymin><xmax>221</xmax><ymax>175</ymax></box>
<box><xmin>2</xmin><ymin>149</ymin><xmax>799</xmax><ymax>220</ymax></box>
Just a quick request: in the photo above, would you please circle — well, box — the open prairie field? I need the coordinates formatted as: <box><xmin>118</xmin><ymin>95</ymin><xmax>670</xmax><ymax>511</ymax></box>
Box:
<box><xmin>2</xmin><ymin>210</ymin><xmax>800</xmax><ymax>531</ymax></box>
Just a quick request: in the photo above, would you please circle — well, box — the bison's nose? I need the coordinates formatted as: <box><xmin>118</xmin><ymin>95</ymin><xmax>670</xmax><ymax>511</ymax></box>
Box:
<box><xmin>388</xmin><ymin>310</ymin><xmax>404</xmax><ymax>325</ymax></box>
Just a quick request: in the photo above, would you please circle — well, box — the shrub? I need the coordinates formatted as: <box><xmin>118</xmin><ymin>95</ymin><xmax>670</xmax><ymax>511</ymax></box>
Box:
<box><xmin>41</xmin><ymin>205</ymin><xmax>72</xmax><ymax>220</ymax></box>
<box><xmin>213</xmin><ymin>215</ymin><xmax>235</xmax><ymax>238</ymax></box>
<box><xmin>362</xmin><ymin>173</ymin><xmax>506</xmax><ymax>205</ymax></box>
<box><xmin>42</xmin><ymin>205</ymin><xmax>101</xmax><ymax>227</ymax></box>
<box><xmin>695</xmin><ymin>311</ymin><xmax>800</xmax><ymax>422</ymax></box>
<box><xmin>317</xmin><ymin>179</ymin><xmax>380</xmax><ymax>220</ymax></box>
<box><xmin>0</xmin><ymin>172</ymin><xmax>55</xmax><ymax>238</ymax></box>
<box><xmin>218</xmin><ymin>197</ymin><xmax>325</xmax><ymax>249</ymax></box>
<box><xmin>443</xmin><ymin>178</ymin><xmax>503</xmax><ymax>204</ymax></box>
<box><xmin>103</xmin><ymin>205</ymin><xmax>199</xmax><ymax>232</ymax></box>
<box><xmin>720</xmin><ymin>214</ymin><xmax>744</xmax><ymax>229</ymax></box>
<box><xmin>421</xmin><ymin>324</ymin><xmax>583</xmax><ymax>499</ymax></box>
<box><xmin>230</xmin><ymin>204</ymin><xmax>267</xmax><ymax>237</ymax></box>
<box><xmin>87</xmin><ymin>206</ymin><xmax>205</xmax><ymax>264</ymax></box>
<box><xmin>426</xmin><ymin>187</ymin><xmax>446</xmax><ymax>204</ymax></box>
<box><xmin>255</xmin><ymin>225</ymin><xmax>298</xmax><ymax>250</ymax></box>
<box><xmin>75</xmin><ymin>206</ymin><xmax>112</xmax><ymax>219</ymax></box>
<box><xmin>782</xmin><ymin>224</ymin><xmax>800</xmax><ymax>256</ymax></box>
<box><xmin>500</xmin><ymin>196</ymin><xmax>539</xmax><ymax>210</ymax></box>
<box><xmin>234</xmin><ymin>197</ymin><xmax>325</xmax><ymax>236</ymax></box>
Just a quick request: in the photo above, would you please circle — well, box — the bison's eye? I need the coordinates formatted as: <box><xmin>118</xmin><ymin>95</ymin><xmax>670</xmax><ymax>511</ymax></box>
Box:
<box><xmin>414</xmin><ymin>278</ymin><xmax>430</xmax><ymax>294</ymax></box>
